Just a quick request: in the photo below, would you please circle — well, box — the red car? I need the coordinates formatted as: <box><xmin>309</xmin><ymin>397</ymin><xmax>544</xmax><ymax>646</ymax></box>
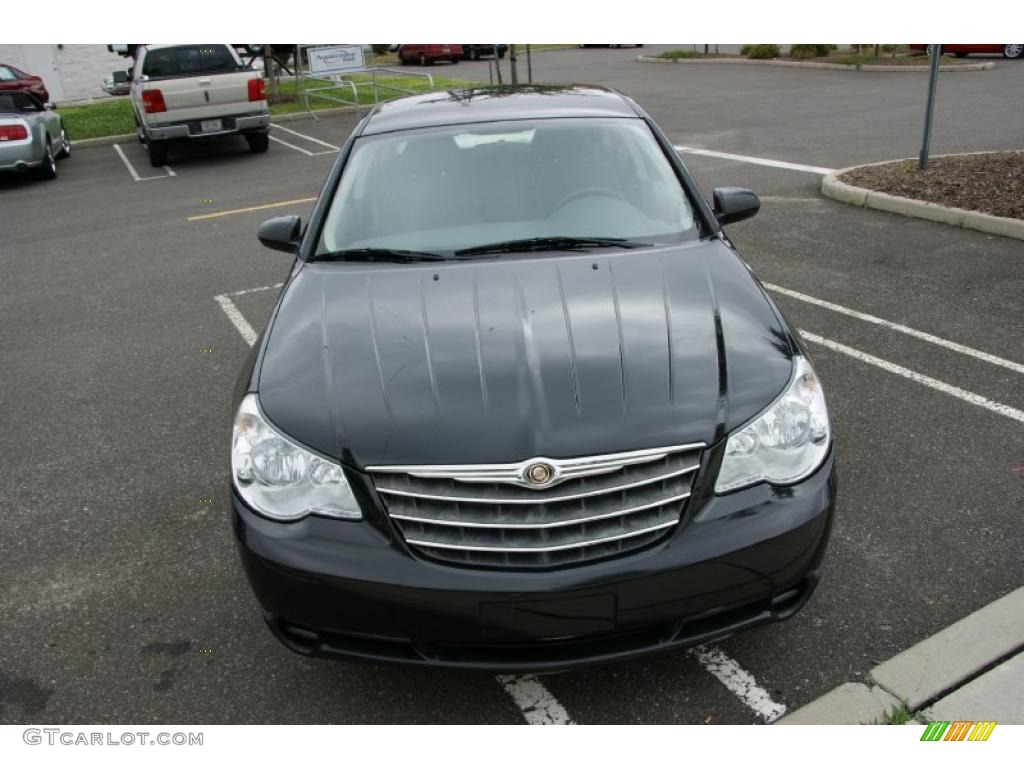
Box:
<box><xmin>910</xmin><ymin>43</ymin><xmax>1023</xmax><ymax>59</ymax></box>
<box><xmin>0</xmin><ymin>63</ymin><xmax>49</xmax><ymax>103</ymax></box>
<box><xmin>397</xmin><ymin>45</ymin><xmax>463</xmax><ymax>65</ymax></box>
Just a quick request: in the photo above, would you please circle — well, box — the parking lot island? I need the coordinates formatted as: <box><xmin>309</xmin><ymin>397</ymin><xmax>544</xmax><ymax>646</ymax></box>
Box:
<box><xmin>822</xmin><ymin>153</ymin><xmax>1024</xmax><ymax>241</ymax></box>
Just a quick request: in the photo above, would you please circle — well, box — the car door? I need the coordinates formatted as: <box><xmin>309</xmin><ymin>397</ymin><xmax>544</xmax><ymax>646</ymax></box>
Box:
<box><xmin>44</xmin><ymin>108</ymin><xmax>62</xmax><ymax>150</ymax></box>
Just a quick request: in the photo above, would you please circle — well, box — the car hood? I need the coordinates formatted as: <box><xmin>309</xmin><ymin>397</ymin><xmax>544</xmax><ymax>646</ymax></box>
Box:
<box><xmin>257</xmin><ymin>240</ymin><xmax>796</xmax><ymax>468</ymax></box>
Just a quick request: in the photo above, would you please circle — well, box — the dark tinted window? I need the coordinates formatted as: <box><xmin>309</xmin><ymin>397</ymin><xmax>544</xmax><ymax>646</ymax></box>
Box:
<box><xmin>141</xmin><ymin>45</ymin><xmax>241</xmax><ymax>78</ymax></box>
<box><xmin>0</xmin><ymin>92</ymin><xmax>43</xmax><ymax>112</ymax></box>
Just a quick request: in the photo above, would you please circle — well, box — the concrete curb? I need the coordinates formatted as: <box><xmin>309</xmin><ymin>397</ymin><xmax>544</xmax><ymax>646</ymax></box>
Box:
<box><xmin>636</xmin><ymin>55</ymin><xmax>995</xmax><ymax>72</ymax></box>
<box><xmin>779</xmin><ymin>586</ymin><xmax>1024</xmax><ymax>724</ymax></box>
<box><xmin>821</xmin><ymin>156</ymin><xmax>1024</xmax><ymax>241</ymax></box>
<box><xmin>72</xmin><ymin>105</ymin><xmax>362</xmax><ymax>149</ymax></box>
<box><xmin>778</xmin><ymin>683</ymin><xmax>902</xmax><ymax>725</ymax></box>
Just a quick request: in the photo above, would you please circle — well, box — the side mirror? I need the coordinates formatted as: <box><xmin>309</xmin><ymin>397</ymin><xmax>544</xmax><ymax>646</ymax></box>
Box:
<box><xmin>127</xmin><ymin>67</ymin><xmax>134</xmax><ymax>80</ymax></box>
<box><xmin>713</xmin><ymin>187</ymin><xmax>760</xmax><ymax>226</ymax></box>
<box><xmin>258</xmin><ymin>215</ymin><xmax>302</xmax><ymax>254</ymax></box>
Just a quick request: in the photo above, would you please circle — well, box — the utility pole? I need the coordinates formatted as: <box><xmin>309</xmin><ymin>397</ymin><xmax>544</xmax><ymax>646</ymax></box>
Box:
<box><xmin>263</xmin><ymin>44</ymin><xmax>278</xmax><ymax>97</ymax></box>
<box><xmin>509</xmin><ymin>44</ymin><xmax>519</xmax><ymax>85</ymax></box>
<box><xmin>526</xmin><ymin>44</ymin><xmax>532</xmax><ymax>83</ymax></box>
<box><xmin>918</xmin><ymin>44</ymin><xmax>942</xmax><ymax>170</ymax></box>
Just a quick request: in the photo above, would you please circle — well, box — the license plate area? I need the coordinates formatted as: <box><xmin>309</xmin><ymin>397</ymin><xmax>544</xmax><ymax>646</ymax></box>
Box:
<box><xmin>481</xmin><ymin>593</ymin><xmax>617</xmax><ymax>641</ymax></box>
<box><xmin>200</xmin><ymin>119</ymin><xmax>223</xmax><ymax>133</ymax></box>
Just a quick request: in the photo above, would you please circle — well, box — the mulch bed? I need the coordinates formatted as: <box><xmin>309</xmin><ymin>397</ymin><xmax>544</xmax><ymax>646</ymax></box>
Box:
<box><xmin>840</xmin><ymin>152</ymin><xmax>1024</xmax><ymax>220</ymax></box>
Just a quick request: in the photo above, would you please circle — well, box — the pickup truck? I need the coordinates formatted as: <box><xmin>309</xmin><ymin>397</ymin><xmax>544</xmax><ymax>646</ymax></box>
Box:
<box><xmin>130</xmin><ymin>44</ymin><xmax>270</xmax><ymax>166</ymax></box>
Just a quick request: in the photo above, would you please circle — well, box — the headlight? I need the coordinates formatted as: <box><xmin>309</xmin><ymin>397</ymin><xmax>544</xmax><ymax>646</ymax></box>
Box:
<box><xmin>231</xmin><ymin>394</ymin><xmax>361</xmax><ymax>521</ymax></box>
<box><xmin>715</xmin><ymin>357</ymin><xmax>830</xmax><ymax>493</ymax></box>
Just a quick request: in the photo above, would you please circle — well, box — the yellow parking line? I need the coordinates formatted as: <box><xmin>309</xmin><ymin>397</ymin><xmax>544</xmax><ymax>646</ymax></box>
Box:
<box><xmin>188</xmin><ymin>197</ymin><xmax>317</xmax><ymax>222</ymax></box>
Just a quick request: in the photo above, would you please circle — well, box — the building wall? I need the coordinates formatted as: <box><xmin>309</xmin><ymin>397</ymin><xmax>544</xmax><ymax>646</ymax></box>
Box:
<box><xmin>0</xmin><ymin>44</ymin><xmax>126</xmax><ymax>102</ymax></box>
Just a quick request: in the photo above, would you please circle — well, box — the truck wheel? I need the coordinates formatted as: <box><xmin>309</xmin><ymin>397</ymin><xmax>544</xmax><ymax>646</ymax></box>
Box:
<box><xmin>247</xmin><ymin>132</ymin><xmax>270</xmax><ymax>153</ymax></box>
<box><xmin>147</xmin><ymin>139</ymin><xmax>168</xmax><ymax>167</ymax></box>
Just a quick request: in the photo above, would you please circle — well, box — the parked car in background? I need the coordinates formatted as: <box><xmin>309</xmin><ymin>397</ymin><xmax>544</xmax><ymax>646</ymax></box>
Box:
<box><xmin>0</xmin><ymin>63</ymin><xmax>50</xmax><ymax>103</ymax></box>
<box><xmin>102</xmin><ymin>70</ymin><xmax>132</xmax><ymax>96</ymax></box>
<box><xmin>231</xmin><ymin>85</ymin><xmax>836</xmax><ymax>671</ymax></box>
<box><xmin>129</xmin><ymin>43</ymin><xmax>270</xmax><ymax>167</ymax></box>
<box><xmin>0</xmin><ymin>91</ymin><xmax>70</xmax><ymax>180</ymax></box>
<box><xmin>461</xmin><ymin>44</ymin><xmax>508</xmax><ymax>60</ymax></box>
<box><xmin>910</xmin><ymin>43</ymin><xmax>1023</xmax><ymax>59</ymax></box>
<box><xmin>397</xmin><ymin>45</ymin><xmax>463</xmax><ymax>65</ymax></box>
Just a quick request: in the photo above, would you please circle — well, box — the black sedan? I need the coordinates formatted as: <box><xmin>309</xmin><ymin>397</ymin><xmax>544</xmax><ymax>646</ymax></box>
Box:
<box><xmin>231</xmin><ymin>86</ymin><xmax>836</xmax><ymax>671</ymax></box>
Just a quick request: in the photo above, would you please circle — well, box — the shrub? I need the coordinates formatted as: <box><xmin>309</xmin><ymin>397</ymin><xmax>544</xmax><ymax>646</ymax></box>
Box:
<box><xmin>660</xmin><ymin>49</ymin><xmax>701</xmax><ymax>60</ymax></box>
<box><xmin>370</xmin><ymin>44</ymin><xmax>390</xmax><ymax>56</ymax></box>
<box><xmin>789</xmin><ymin>44</ymin><xmax>834</xmax><ymax>59</ymax></box>
<box><xmin>743</xmin><ymin>44</ymin><xmax>780</xmax><ymax>60</ymax></box>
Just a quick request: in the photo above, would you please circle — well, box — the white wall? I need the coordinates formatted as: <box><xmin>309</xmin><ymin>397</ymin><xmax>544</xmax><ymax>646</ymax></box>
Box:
<box><xmin>0</xmin><ymin>44</ymin><xmax>127</xmax><ymax>102</ymax></box>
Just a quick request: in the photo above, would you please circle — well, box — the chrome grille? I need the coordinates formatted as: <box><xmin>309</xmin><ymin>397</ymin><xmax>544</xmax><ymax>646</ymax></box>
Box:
<box><xmin>369</xmin><ymin>444</ymin><xmax>703</xmax><ymax>569</ymax></box>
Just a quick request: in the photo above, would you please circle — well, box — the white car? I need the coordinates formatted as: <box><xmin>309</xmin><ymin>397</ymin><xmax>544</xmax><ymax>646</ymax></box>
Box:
<box><xmin>129</xmin><ymin>43</ymin><xmax>270</xmax><ymax>166</ymax></box>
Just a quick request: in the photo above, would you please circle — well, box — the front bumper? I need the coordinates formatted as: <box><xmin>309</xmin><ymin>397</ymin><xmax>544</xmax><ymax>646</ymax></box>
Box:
<box><xmin>145</xmin><ymin>111</ymin><xmax>270</xmax><ymax>141</ymax></box>
<box><xmin>233</xmin><ymin>450</ymin><xmax>836</xmax><ymax>672</ymax></box>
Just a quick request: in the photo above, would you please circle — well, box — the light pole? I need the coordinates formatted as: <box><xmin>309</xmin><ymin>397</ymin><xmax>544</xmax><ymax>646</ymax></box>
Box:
<box><xmin>918</xmin><ymin>44</ymin><xmax>942</xmax><ymax>170</ymax></box>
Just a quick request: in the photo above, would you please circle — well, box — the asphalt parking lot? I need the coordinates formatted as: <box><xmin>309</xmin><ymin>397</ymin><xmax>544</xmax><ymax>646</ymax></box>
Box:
<box><xmin>1</xmin><ymin>45</ymin><xmax>1022</xmax><ymax>724</ymax></box>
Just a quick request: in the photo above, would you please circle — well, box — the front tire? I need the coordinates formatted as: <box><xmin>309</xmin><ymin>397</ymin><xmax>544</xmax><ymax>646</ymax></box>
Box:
<box><xmin>37</xmin><ymin>141</ymin><xmax>57</xmax><ymax>180</ymax></box>
<box><xmin>1004</xmin><ymin>44</ymin><xmax>1024</xmax><ymax>59</ymax></box>
<box><xmin>147</xmin><ymin>138</ymin><xmax>168</xmax><ymax>167</ymax></box>
<box><xmin>246</xmin><ymin>132</ymin><xmax>270</xmax><ymax>153</ymax></box>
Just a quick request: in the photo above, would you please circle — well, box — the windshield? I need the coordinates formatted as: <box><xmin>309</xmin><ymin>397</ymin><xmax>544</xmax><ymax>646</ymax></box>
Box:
<box><xmin>142</xmin><ymin>45</ymin><xmax>243</xmax><ymax>78</ymax></box>
<box><xmin>317</xmin><ymin>118</ymin><xmax>698</xmax><ymax>256</ymax></box>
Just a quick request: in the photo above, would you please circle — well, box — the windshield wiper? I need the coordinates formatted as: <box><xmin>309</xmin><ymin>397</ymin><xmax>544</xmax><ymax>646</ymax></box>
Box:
<box><xmin>315</xmin><ymin>248</ymin><xmax>452</xmax><ymax>263</ymax></box>
<box><xmin>454</xmin><ymin>236</ymin><xmax>652</xmax><ymax>257</ymax></box>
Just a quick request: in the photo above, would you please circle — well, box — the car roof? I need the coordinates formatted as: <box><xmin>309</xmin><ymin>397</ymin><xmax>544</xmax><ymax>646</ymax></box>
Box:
<box><xmin>140</xmin><ymin>43</ymin><xmax>233</xmax><ymax>52</ymax></box>
<box><xmin>359</xmin><ymin>85</ymin><xmax>643</xmax><ymax>136</ymax></box>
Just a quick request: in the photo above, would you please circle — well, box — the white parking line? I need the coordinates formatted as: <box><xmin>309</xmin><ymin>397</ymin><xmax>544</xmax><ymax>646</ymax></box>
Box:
<box><xmin>268</xmin><ymin>134</ymin><xmax>315</xmax><ymax>156</ymax></box>
<box><xmin>689</xmin><ymin>645</ymin><xmax>788</xmax><ymax>723</ymax></box>
<box><xmin>272</xmin><ymin>123</ymin><xmax>340</xmax><ymax>151</ymax></box>
<box><xmin>214</xmin><ymin>293</ymin><xmax>259</xmax><ymax>347</ymax></box>
<box><xmin>800</xmin><ymin>330</ymin><xmax>1024</xmax><ymax>425</ymax></box>
<box><xmin>767</xmin><ymin>284</ymin><xmax>1024</xmax><ymax>376</ymax></box>
<box><xmin>674</xmin><ymin>145</ymin><xmax>835</xmax><ymax>175</ymax></box>
<box><xmin>112</xmin><ymin>143</ymin><xmax>174</xmax><ymax>181</ymax></box>
<box><xmin>497</xmin><ymin>675</ymin><xmax>575</xmax><ymax>725</ymax></box>
<box><xmin>224</xmin><ymin>282</ymin><xmax>284</xmax><ymax>298</ymax></box>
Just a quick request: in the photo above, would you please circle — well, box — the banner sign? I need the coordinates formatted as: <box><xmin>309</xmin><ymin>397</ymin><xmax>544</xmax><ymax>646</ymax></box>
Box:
<box><xmin>307</xmin><ymin>45</ymin><xmax>365</xmax><ymax>75</ymax></box>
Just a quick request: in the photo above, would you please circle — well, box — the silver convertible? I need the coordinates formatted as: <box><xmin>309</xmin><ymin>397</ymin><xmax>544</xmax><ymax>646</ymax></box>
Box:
<box><xmin>0</xmin><ymin>90</ymin><xmax>71</xmax><ymax>180</ymax></box>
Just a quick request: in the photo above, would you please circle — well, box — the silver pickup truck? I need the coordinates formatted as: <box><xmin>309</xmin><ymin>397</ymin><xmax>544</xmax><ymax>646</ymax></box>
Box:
<box><xmin>130</xmin><ymin>44</ymin><xmax>270</xmax><ymax>166</ymax></box>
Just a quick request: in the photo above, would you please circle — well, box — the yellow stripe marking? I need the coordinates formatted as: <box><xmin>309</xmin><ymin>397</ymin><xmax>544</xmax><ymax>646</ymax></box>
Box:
<box><xmin>188</xmin><ymin>197</ymin><xmax>316</xmax><ymax>222</ymax></box>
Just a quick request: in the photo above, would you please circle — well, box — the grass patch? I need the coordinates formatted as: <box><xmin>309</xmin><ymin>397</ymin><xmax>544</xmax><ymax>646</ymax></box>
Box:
<box><xmin>833</xmin><ymin>53</ymin><xmax>955</xmax><ymax>67</ymax></box>
<box><xmin>658</xmin><ymin>49</ymin><xmax>704</xmax><ymax>60</ymax></box>
<box><xmin>59</xmin><ymin>99</ymin><xmax>135</xmax><ymax>140</ymax></box>
<box><xmin>58</xmin><ymin>74</ymin><xmax>481</xmax><ymax>140</ymax></box>
<box><xmin>877</xmin><ymin>701</ymin><xmax>913</xmax><ymax>725</ymax></box>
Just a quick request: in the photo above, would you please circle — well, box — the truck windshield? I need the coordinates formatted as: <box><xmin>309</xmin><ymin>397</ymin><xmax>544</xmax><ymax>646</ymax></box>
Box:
<box><xmin>142</xmin><ymin>45</ymin><xmax>242</xmax><ymax>78</ymax></box>
<box><xmin>317</xmin><ymin>118</ymin><xmax>698</xmax><ymax>256</ymax></box>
